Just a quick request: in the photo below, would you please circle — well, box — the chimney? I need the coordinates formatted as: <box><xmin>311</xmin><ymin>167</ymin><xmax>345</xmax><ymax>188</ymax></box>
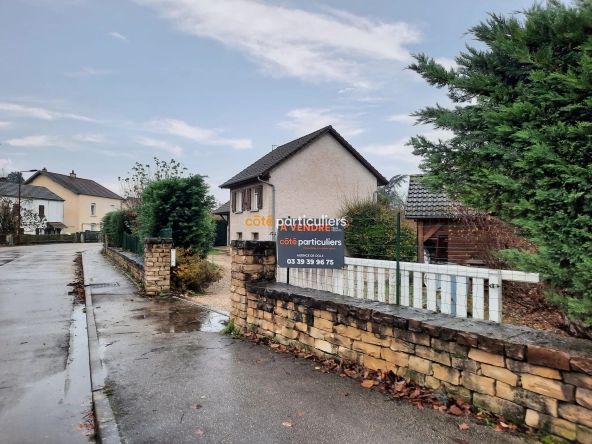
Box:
<box><xmin>42</xmin><ymin>167</ymin><xmax>47</xmax><ymax>172</ymax></box>
<box><xmin>70</xmin><ymin>170</ymin><xmax>76</xmax><ymax>178</ymax></box>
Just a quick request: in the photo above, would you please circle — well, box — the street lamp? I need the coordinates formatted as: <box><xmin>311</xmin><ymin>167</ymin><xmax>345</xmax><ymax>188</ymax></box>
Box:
<box><xmin>17</xmin><ymin>169</ymin><xmax>38</xmax><ymax>246</ymax></box>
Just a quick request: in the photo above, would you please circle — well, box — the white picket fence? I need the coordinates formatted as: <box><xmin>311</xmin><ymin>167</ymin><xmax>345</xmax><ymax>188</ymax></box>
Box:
<box><xmin>277</xmin><ymin>257</ymin><xmax>540</xmax><ymax>323</ymax></box>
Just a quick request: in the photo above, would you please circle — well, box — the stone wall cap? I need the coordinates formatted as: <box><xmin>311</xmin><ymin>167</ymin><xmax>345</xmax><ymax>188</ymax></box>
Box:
<box><xmin>144</xmin><ymin>237</ymin><xmax>173</xmax><ymax>244</ymax></box>
<box><xmin>249</xmin><ymin>282</ymin><xmax>592</xmax><ymax>356</ymax></box>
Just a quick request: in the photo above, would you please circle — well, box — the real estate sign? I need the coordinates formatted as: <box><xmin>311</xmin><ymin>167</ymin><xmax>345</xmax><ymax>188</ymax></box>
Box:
<box><xmin>276</xmin><ymin>216</ymin><xmax>345</xmax><ymax>269</ymax></box>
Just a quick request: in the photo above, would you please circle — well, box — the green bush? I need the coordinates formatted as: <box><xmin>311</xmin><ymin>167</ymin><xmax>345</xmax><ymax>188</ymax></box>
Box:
<box><xmin>407</xmin><ymin>1</ymin><xmax>592</xmax><ymax>325</ymax></box>
<box><xmin>138</xmin><ymin>175</ymin><xmax>216</xmax><ymax>257</ymax></box>
<box><xmin>102</xmin><ymin>210</ymin><xmax>128</xmax><ymax>248</ymax></box>
<box><xmin>342</xmin><ymin>199</ymin><xmax>417</xmax><ymax>262</ymax></box>
<box><xmin>171</xmin><ymin>247</ymin><xmax>222</xmax><ymax>293</ymax></box>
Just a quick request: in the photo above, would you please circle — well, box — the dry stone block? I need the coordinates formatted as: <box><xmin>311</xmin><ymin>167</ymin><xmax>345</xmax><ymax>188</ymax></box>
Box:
<box><xmin>558</xmin><ymin>403</ymin><xmax>592</xmax><ymax>428</ymax></box>
<box><xmin>338</xmin><ymin>346</ymin><xmax>362</xmax><ymax>364</ymax></box>
<box><xmin>577</xmin><ymin>387</ymin><xmax>592</xmax><ymax>409</ymax></box>
<box><xmin>361</xmin><ymin>331</ymin><xmax>390</xmax><ymax>347</ymax></box>
<box><xmin>334</xmin><ymin>324</ymin><xmax>362</xmax><ymax>340</ymax></box>
<box><xmin>415</xmin><ymin>345</ymin><xmax>451</xmax><ymax>366</ymax></box>
<box><xmin>578</xmin><ymin>425</ymin><xmax>592</xmax><ymax>444</ymax></box>
<box><xmin>281</xmin><ymin>327</ymin><xmax>299</xmax><ymax>340</ymax></box>
<box><xmin>473</xmin><ymin>393</ymin><xmax>525</xmax><ymax>421</ymax></box>
<box><xmin>496</xmin><ymin>381</ymin><xmax>558</xmax><ymax>417</ymax></box>
<box><xmin>528</xmin><ymin>345</ymin><xmax>571</xmax><ymax>371</ymax></box>
<box><xmin>381</xmin><ymin>348</ymin><xmax>410</xmax><ymax>368</ymax></box>
<box><xmin>364</xmin><ymin>356</ymin><xmax>396</xmax><ymax>373</ymax></box>
<box><xmin>451</xmin><ymin>356</ymin><xmax>481</xmax><ymax>374</ymax></box>
<box><xmin>390</xmin><ymin>339</ymin><xmax>415</xmax><ymax>354</ymax></box>
<box><xmin>323</xmin><ymin>333</ymin><xmax>353</xmax><ymax>349</ymax></box>
<box><xmin>432</xmin><ymin>363</ymin><xmax>461</xmax><ymax>385</ymax></box>
<box><xmin>431</xmin><ymin>338</ymin><xmax>469</xmax><ymax>357</ymax></box>
<box><xmin>468</xmin><ymin>348</ymin><xmax>505</xmax><ymax>367</ymax></box>
<box><xmin>352</xmin><ymin>341</ymin><xmax>382</xmax><ymax>358</ymax></box>
<box><xmin>425</xmin><ymin>376</ymin><xmax>442</xmax><ymax>390</ymax></box>
<box><xmin>481</xmin><ymin>364</ymin><xmax>518</xmax><ymax>386</ymax></box>
<box><xmin>298</xmin><ymin>333</ymin><xmax>315</xmax><ymax>347</ymax></box>
<box><xmin>506</xmin><ymin>359</ymin><xmax>562</xmax><ymax>380</ymax></box>
<box><xmin>408</xmin><ymin>356</ymin><xmax>433</xmax><ymax>376</ymax></box>
<box><xmin>572</xmin><ymin>357</ymin><xmax>592</xmax><ymax>375</ymax></box>
<box><xmin>444</xmin><ymin>383</ymin><xmax>472</xmax><ymax>403</ymax></box>
<box><xmin>565</xmin><ymin>373</ymin><xmax>592</xmax><ymax>390</ymax></box>
<box><xmin>315</xmin><ymin>339</ymin><xmax>336</xmax><ymax>355</ymax></box>
<box><xmin>308</xmin><ymin>326</ymin><xmax>325</xmax><ymax>340</ymax></box>
<box><xmin>397</xmin><ymin>367</ymin><xmax>426</xmax><ymax>386</ymax></box>
<box><xmin>460</xmin><ymin>372</ymin><xmax>495</xmax><ymax>396</ymax></box>
<box><xmin>522</xmin><ymin>374</ymin><xmax>575</xmax><ymax>402</ymax></box>
<box><xmin>393</xmin><ymin>329</ymin><xmax>430</xmax><ymax>346</ymax></box>
<box><xmin>525</xmin><ymin>409</ymin><xmax>577</xmax><ymax>441</ymax></box>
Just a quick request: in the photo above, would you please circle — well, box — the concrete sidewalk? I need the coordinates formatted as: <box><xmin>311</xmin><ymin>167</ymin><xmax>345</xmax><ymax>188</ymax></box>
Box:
<box><xmin>85</xmin><ymin>247</ymin><xmax>524</xmax><ymax>444</ymax></box>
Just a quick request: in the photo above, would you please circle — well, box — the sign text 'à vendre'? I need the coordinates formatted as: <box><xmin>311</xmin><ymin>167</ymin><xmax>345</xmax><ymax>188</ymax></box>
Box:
<box><xmin>276</xmin><ymin>216</ymin><xmax>345</xmax><ymax>269</ymax></box>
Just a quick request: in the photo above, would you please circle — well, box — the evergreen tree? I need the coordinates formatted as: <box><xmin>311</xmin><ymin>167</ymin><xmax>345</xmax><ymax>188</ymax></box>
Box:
<box><xmin>407</xmin><ymin>1</ymin><xmax>592</xmax><ymax>324</ymax></box>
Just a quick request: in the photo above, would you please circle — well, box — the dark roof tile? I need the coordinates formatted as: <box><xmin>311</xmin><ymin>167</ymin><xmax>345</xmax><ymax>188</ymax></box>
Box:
<box><xmin>26</xmin><ymin>171</ymin><xmax>122</xmax><ymax>200</ymax></box>
<box><xmin>0</xmin><ymin>182</ymin><xmax>65</xmax><ymax>201</ymax></box>
<box><xmin>405</xmin><ymin>175</ymin><xmax>457</xmax><ymax>219</ymax></box>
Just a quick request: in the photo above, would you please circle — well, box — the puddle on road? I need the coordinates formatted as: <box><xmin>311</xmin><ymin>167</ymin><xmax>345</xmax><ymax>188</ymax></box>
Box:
<box><xmin>130</xmin><ymin>299</ymin><xmax>227</xmax><ymax>333</ymax></box>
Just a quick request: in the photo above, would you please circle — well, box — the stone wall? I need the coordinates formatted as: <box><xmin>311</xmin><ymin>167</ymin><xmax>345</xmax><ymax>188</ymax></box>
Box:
<box><xmin>105</xmin><ymin>247</ymin><xmax>144</xmax><ymax>283</ymax></box>
<box><xmin>229</xmin><ymin>240</ymin><xmax>277</xmax><ymax>328</ymax></box>
<box><xmin>104</xmin><ymin>237</ymin><xmax>172</xmax><ymax>295</ymax></box>
<box><xmin>229</xmin><ymin>242</ymin><xmax>592</xmax><ymax>444</ymax></box>
<box><xmin>143</xmin><ymin>238</ymin><xmax>172</xmax><ymax>295</ymax></box>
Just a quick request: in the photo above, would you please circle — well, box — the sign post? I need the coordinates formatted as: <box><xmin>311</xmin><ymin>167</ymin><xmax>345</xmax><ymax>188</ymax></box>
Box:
<box><xmin>276</xmin><ymin>216</ymin><xmax>345</xmax><ymax>270</ymax></box>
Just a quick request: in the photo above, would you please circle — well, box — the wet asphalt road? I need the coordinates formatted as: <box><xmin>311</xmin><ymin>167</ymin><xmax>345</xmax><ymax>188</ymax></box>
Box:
<box><xmin>0</xmin><ymin>244</ymin><xmax>94</xmax><ymax>444</ymax></box>
<box><xmin>86</xmin><ymin>248</ymin><xmax>525</xmax><ymax>444</ymax></box>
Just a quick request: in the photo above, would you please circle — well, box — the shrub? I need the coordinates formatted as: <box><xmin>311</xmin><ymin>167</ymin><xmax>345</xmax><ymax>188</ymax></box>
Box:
<box><xmin>341</xmin><ymin>198</ymin><xmax>417</xmax><ymax>262</ymax></box>
<box><xmin>138</xmin><ymin>175</ymin><xmax>216</xmax><ymax>257</ymax></box>
<box><xmin>171</xmin><ymin>247</ymin><xmax>222</xmax><ymax>293</ymax></box>
<box><xmin>102</xmin><ymin>210</ymin><xmax>128</xmax><ymax>248</ymax></box>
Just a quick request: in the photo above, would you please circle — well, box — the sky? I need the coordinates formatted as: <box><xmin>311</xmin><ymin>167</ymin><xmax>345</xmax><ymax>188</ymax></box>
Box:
<box><xmin>0</xmin><ymin>0</ymin><xmax>538</xmax><ymax>204</ymax></box>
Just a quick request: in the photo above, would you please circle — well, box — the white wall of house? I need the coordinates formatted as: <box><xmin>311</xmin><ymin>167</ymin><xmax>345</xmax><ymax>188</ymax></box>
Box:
<box><xmin>1</xmin><ymin>197</ymin><xmax>64</xmax><ymax>234</ymax></box>
<box><xmin>228</xmin><ymin>133</ymin><xmax>379</xmax><ymax>242</ymax></box>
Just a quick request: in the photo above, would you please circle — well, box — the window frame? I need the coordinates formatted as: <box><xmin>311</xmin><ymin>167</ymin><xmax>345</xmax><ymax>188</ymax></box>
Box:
<box><xmin>90</xmin><ymin>203</ymin><xmax>96</xmax><ymax>216</ymax></box>
<box><xmin>38</xmin><ymin>205</ymin><xmax>45</xmax><ymax>218</ymax></box>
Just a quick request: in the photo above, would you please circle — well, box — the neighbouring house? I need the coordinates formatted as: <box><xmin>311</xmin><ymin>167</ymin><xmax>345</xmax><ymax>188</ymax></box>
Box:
<box><xmin>219</xmin><ymin>125</ymin><xmax>388</xmax><ymax>242</ymax></box>
<box><xmin>25</xmin><ymin>168</ymin><xmax>122</xmax><ymax>234</ymax></box>
<box><xmin>0</xmin><ymin>180</ymin><xmax>66</xmax><ymax>234</ymax></box>
<box><xmin>212</xmin><ymin>201</ymin><xmax>230</xmax><ymax>246</ymax></box>
<box><xmin>406</xmin><ymin>175</ymin><xmax>486</xmax><ymax>266</ymax></box>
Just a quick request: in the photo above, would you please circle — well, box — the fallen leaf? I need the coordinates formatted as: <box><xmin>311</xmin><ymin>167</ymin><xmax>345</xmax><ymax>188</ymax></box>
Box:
<box><xmin>257</xmin><ymin>359</ymin><xmax>266</xmax><ymax>363</ymax></box>
<box><xmin>315</xmin><ymin>366</ymin><xmax>321</xmax><ymax>370</ymax></box>
<box><xmin>195</xmin><ymin>430</ymin><xmax>204</xmax><ymax>435</ymax></box>
<box><xmin>409</xmin><ymin>389</ymin><xmax>420</xmax><ymax>399</ymax></box>
<box><xmin>282</xmin><ymin>422</ymin><xmax>293</xmax><ymax>427</ymax></box>
<box><xmin>449</xmin><ymin>405</ymin><xmax>463</xmax><ymax>416</ymax></box>
<box><xmin>343</xmin><ymin>392</ymin><xmax>349</xmax><ymax>397</ymax></box>
<box><xmin>499</xmin><ymin>422</ymin><xmax>509</xmax><ymax>428</ymax></box>
<box><xmin>361</xmin><ymin>380</ymin><xmax>374</xmax><ymax>388</ymax></box>
<box><xmin>201</xmin><ymin>396</ymin><xmax>207</xmax><ymax>399</ymax></box>
<box><xmin>458</xmin><ymin>423</ymin><xmax>469</xmax><ymax>430</ymax></box>
<box><xmin>339</xmin><ymin>373</ymin><xmax>346</xmax><ymax>377</ymax></box>
<box><xmin>270</xmin><ymin>344</ymin><xmax>280</xmax><ymax>348</ymax></box>
<box><xmin>298</xmin><ymin>412</ymin><xmax>305</xmax><ymax>416</ymax></box>
<box><xmin>191</xmin><ymin>405</ymin><xmax>202</xmax><ymax>410</ymax></box>
<box><xmin>493</xmin><ymin>426</ymin><xmax>503</xmax><ymax>432</ymax></box>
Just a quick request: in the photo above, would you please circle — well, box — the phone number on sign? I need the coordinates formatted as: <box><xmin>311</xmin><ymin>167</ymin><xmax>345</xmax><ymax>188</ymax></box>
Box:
<box><xmin>285</xmin><ymin>259</ymin><xmax>334</xmax><ymax>266</ymax></box>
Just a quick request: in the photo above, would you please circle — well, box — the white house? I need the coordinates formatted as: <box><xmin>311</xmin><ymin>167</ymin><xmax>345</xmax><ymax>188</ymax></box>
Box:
<box><xmin>0</xmin><ymin>181</ymin><xmax>66</xmax><ymax>234</ymax></box>
<box><xmin>217</xmin><ymin>125</ymin><xmax>388</xmax><ymax>243</ymax></box>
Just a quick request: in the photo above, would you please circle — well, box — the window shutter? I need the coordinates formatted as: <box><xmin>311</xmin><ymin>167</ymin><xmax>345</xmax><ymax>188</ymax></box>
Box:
<box><xmin>257</xmin><ymin>186</ymin><xmax>263</xmax><ymax>210</ymax></box>
<box><xmin>231</xmin><ymin>191</ymin><xmax>236</xmax><ymax>213</ymax></box>
<box><xmin>241</xmin><ymin>189</ymin><xmax>248</xmax><ymax>211</ymax></box>
<box><xmin>246</xmin><ymin>188</ymin><xmax>252</xmax><ymax>211</ymax></box>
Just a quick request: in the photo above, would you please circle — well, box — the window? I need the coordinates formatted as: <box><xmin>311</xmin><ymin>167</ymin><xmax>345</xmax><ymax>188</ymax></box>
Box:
<box><xmin>236</xmin><ymin>192</ymin><xmax>243</xmax><ymax>213</ymax></box>
<box><xmin>38</xmin><ymin>205</ymin><xmax>45</xmax><ymax>218</ymax></box>
<box><xmin>252</xmin><ymin>187</ymin><xmax>260</xmax><ymax>211</ymax></box>
<box><xmin>110</xmin><ymin>205</ymin><xmax>115</xmax><ymax>212</ymax></box>
<box><xmin>91</xmin><ymin>203</ymin><xmax>96</xmax><ymax>216</ymax></box>
<box><xmin>237</xmin><ymin>232</ymin><xmax>243</xmax><ymax>240</ymax></box>
<box><xmin>252</xmin><ymin>232</ymin><xmax>259</xmax><ymax>240</ymax></box>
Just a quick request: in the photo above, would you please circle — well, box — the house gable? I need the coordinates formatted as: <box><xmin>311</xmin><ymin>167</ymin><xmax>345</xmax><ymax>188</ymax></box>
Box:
<box><xmin>220</xmin><ymin>126</ymin><xmax>388</xmax><ymax>189</ymax></box>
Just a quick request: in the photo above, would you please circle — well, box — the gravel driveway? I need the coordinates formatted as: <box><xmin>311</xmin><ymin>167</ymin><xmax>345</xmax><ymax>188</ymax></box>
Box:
<box><xmin>184</xmin><ymin>252</ymin><xmax>232</xmax><ymax>312</ymax></box>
